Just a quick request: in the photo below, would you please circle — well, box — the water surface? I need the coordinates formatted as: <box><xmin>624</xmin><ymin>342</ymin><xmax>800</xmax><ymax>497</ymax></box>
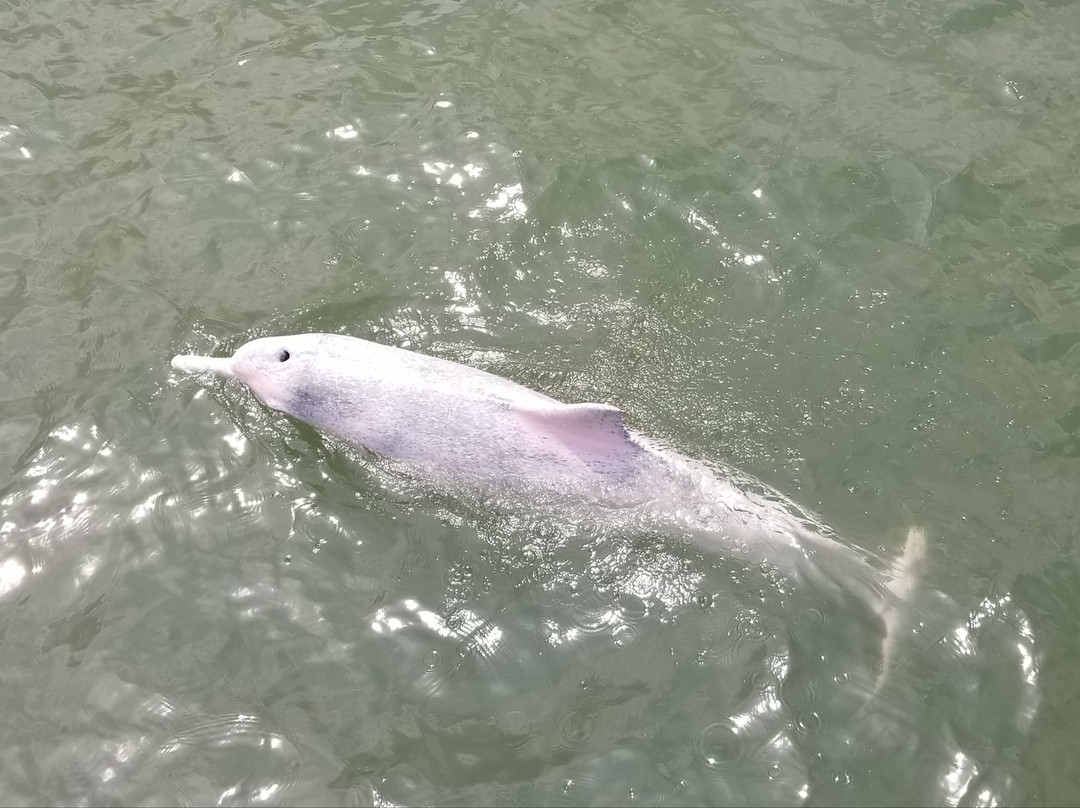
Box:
<box><xmin>2</xmin><ymin>0</ymin><xmax>1079</xmax><ymax>804</ymax></box>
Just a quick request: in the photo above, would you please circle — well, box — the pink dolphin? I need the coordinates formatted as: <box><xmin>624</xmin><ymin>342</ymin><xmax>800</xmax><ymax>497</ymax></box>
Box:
<box><xmin>173</xmin><ymin>332</ymin><xmax>925</xmax><ymax>694</ymax></box>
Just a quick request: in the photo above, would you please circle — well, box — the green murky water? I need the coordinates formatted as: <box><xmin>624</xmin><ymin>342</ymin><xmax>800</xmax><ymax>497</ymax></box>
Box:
<box><xmin>2</xmin><ymin>0</ymin><xmax>1079</xmax><ymax>804</ymax></box>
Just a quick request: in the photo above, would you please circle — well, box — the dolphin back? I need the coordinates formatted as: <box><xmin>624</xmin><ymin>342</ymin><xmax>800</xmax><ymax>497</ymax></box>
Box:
<box><xmin>261</xmin><ymin>335</ymin><xmax>647</xmax><ymax>482</ymax></box>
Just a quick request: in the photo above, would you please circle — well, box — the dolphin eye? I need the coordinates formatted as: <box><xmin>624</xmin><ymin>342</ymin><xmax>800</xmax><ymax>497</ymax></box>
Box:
<box><xmin>278</xmin><ymin>349</ymin><xmax>290</xmax><ymax>362</ymax></box>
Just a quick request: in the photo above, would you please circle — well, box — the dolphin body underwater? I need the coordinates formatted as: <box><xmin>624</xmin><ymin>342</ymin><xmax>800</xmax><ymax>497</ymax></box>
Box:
<box><xmin>173</xmin><ymin>332</ymin><xmax>925</xmax><ymax>694</ymax></box>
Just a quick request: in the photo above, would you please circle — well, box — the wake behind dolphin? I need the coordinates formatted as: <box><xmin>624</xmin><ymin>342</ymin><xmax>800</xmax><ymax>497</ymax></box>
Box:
<box><xmin>172</xmin><ymin>332</ymin><xmax>925</xmax><ymax>694</ymax></box>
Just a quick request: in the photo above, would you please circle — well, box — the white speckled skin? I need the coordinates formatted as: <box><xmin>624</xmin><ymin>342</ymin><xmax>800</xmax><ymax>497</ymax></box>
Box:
<box><xmin>173</xmin><ymin>332</ymin><xmax>925</xmax><ymax>692</ymax></box>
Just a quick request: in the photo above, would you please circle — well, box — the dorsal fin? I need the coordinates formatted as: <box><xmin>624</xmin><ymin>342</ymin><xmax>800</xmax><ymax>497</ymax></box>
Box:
<box><xmin>514</xmin><ymin>402</ymin><xmax>640</xmax><ymax>470</ymax></box>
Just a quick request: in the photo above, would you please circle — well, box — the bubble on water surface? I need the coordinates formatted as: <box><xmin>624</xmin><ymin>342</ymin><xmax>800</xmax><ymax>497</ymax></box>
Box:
<box><xmin>611</xmin><ymin>623</ymin><xmax>637</xmax><ymax>647</ymax></box>
<box><xmin>697</xmin><ymin>720</ymin><xmax>747</xmax><ymax>773</ymax></box>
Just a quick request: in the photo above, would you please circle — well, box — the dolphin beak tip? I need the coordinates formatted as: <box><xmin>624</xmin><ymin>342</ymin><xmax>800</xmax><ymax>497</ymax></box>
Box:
<box><xmin>172</xmin><ymin>354</ymin><xmax>233</xmax><ymax>378</ymax></box>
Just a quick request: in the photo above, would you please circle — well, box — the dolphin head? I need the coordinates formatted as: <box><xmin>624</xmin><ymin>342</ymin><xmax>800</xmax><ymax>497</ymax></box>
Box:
<box><xmin>172</xmin><ymin>334</ymin><xmax>324</xmax><ymax>412</ymax></box>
